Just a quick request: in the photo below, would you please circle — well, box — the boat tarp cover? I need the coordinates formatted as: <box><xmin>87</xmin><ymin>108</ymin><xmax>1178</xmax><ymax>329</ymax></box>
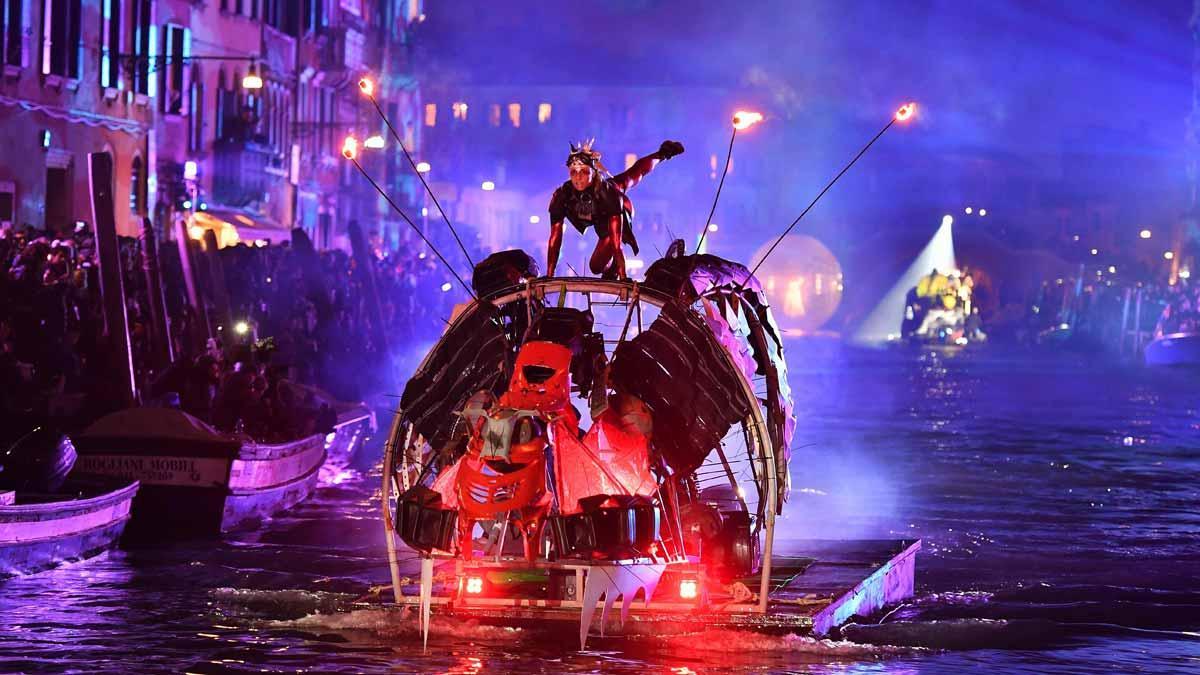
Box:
<box><xmin>551</xmin><ymin>410</ymin><xmax>658</xmax><ymax>514</ymax></box>
<box><xmin>609</xmin><ymin>300</ymin><xmax>751</xmax><ymax>475</ymax></box>
<box><xmin>400</xmin><ymin>303</ymin><xmax>510</xmax><ymax>449</ymax></box>
<box><xmin>79</xmin><ymin>408</ymin><xmax>230</xmax><ymax>443</ymax></box>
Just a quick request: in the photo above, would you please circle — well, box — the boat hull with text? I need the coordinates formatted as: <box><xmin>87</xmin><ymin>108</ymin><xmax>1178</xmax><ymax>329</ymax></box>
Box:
<box><xmin>72</xmin><ymin>409</ymin><xmax>326</xmax><ymax>539</ymax></box>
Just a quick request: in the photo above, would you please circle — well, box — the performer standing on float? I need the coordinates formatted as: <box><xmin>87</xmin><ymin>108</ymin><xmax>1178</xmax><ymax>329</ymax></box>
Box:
<box><xmin>546</xmin><ymin>139</ymin><xmax>685</xmax><ymax>279</ymax></box>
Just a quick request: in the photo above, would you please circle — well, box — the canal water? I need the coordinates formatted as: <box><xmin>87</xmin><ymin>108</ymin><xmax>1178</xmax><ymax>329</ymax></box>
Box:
<box><xmin>2</xmin><ymin>341</ymin><xmax>1198</xmax><ymax>673</ymax></box>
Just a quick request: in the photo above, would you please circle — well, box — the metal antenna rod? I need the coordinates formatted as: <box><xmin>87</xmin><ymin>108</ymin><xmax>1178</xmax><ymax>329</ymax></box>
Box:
<box><xmin>695</xmin><ymin>126</ymin><xmax>737</xmax><ymax>254</ymax></box>
<box><xmin>741</xmin><ymin>109</ymin><xmax>909</xmax><ymax>290</ymax></box>
<box><xmin>359</xmin><ymin>79</ymin><xmax>475</xmax><ymax>267</ymax></box>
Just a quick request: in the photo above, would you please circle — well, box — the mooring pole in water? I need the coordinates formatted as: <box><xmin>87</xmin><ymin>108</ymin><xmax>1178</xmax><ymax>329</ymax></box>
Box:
<box><xmin>348</xmin><ymin>221</ymin><xmax>390</xmax><ymax>368</ymax></box>
<box><xmin>381</xmin><ymin>414</ymin><xmax>405</xmax><ymax>605</ymax></box>
<box><xmin>1119</xmin><ymin>287</ymin><xmax>1132</xmax><ymax>355</ymax></box>
<box><xmin>201</xmin><ymin>229</ymin><xmax>234</xmax><ymax>336</ymax></box>
<box><xmin>173</xmin><ymin>215</ymin><xmax>212</xmax><ymax>352</ymax></box>
<box><xmin>87</xmin><ymin>151</ymin><xmax>137</xmax><ymax>407</ymax></box>
<box><xmin>1133</xmin><ymin>288</ymin><xmax>1144</xmax><ymax>353</ymax></box>
<box><xmin>140</xmin><ymin>217</ymin><xmax>174</xmax><ymax>368</ymax></box>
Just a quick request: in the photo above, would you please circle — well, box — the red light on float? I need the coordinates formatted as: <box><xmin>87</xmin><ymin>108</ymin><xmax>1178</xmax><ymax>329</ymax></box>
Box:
<box><xmin>679</xmin><ymin>579</ymin><xmax>698</xmax><ymax>600</ymax></box>
<box><xmin>466</xmin><ymin>576</ymin><xmax>484</xmax><ymax>594</ymax></box>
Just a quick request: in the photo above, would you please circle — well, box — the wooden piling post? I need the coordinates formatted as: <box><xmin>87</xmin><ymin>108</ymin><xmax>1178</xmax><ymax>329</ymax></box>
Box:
<box><xmin>173</xmin><ymin>215</ymin><xmax>212</xmax><ymax>353</ymax></box>
<box><xmin>140</xmin><ymin>217</ymin><xmax>174</xmax><ymax>368</ymax></box>
<box><xmin>87</xmin><ymin>152</ymin><xmax>137</xmax><ymax>407</ymax></box>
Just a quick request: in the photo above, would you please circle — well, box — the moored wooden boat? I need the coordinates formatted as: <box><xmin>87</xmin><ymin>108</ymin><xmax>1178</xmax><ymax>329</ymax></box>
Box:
<box><xmin>0</xmin><ymin>477</ymin><xmax>139</xmax><ymax>577</ymax></box>
<box><xmin>72</xmin><ymin>409</ymin><xmax>327</xmax><ymax>539</ymax></box>
<box><xmin>326</xmin><ymin>403</ymin><xmax>376</xmax><ymax>467</ymax></box>
<box><xmin>1144</xmin><ymin>332</ymin><xmax>1200</xmax><ymax>367</ymax></box>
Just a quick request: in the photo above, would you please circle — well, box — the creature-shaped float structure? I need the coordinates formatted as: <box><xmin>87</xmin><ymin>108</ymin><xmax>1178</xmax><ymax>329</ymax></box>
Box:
<box><xmin>348</xmin><ymin>97</ymin><xmax>922</xmax><ymax>648</ymax></box>
<box><xmin>380</xmin><ymin>249</ymin><xmax>874</xmax><ymax>648</ymax></box>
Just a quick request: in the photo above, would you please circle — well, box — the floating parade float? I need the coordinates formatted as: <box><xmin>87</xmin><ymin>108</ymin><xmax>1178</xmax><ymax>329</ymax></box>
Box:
<box><xmin>379</xmin><ymin>253</ymin><xmax>921</xmax><ymax>649</ymax></box>
<box><xmin>332</xmin><ymin>93</ymin><xmax>926</xmax><ymax>647</ymax></box>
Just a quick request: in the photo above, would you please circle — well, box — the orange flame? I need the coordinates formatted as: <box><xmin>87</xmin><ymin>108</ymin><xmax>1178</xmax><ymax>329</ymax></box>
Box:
<box><xmin>341</xmin><ymin>136</ymin><xmax>359</xmax><ymax>160</ymax></box>
<box><xmin>732</xmin><ymin>110</ymin><xmax>764</xmax><ymax>130</ymax></box>
<box><xmin>895</xmin><ymin>102</ymin><xmax>917</xmax><ymax>122</ymax></box>
<box><xmin>358</xmin><ymin>77</ymin><xmax>375</xmax><ymax>97</ymax></box>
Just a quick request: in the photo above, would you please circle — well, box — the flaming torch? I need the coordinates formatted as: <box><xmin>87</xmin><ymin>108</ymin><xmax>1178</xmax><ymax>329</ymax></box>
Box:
<box><xmin>696</xmin><ymin>109</ymin><xmax>764</xmax><ymax>253</ymax></box>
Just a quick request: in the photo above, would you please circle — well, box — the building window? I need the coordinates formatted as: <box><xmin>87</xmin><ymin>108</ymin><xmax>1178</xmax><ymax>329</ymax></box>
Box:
<box><xmin>488</xmin><ymin>103</ymin><xmax>500</xmax><ymax>127</ymax></box>
<box><xmin>41</xmin><ymin>0</ymin><xmax>81</xmax><ymax>79</ymax></box>
<box><xmin>130</xmin><ymin>156</ymin><xmax>145</xmax><ymax>215</ymax></box>
<box><xmin>538</xmin><ymin>103</ymin><xmax>552</xmax><ymax>124</ymax></box>
<box><xmin>303</xmin><ymin>0</ymin><xmax>325</xmax><ymax>34</ymax></box>
<box><xmin>451</xmin><ymin>101</ymin><xmax>468</xmax><ymax>121</ymax></box>
<box><xmin>343</xmin><ymin>28</ymin><xmax>364</xmax><ymax>69</ymax></box>
<box><xmin>2</xmin><ymin>0</ymin><xmax>24</xmax><ymax>68</ymax></box>
<box><xmin>424</xmin><ymin>103</ymin><xmax>436</xmax><ymax>127</ymax></box>
<box><xmin>99</xmin><ymin>0</ymin><xmax>121</xmax><ymax>88</ymax></box>
<box><xmin>130</xmin><ymin>0</ymin><xmax>153</xmax><ymax>96</ymax></box>
<box><xmin>215</xmin><ymin>70</ymin><xmax>225</xmax><ymax>138</ymax></box>
<box><xmin>189</xmin><ymin>70</ymin><xmax>204</xmax><ymax>152</ymax></box>
<box><xmin>161</xmin><ymin>24</ymin><xmax>188</xmax><ymax>114</ymax></box>
<box><xmin>507</xmin><ymin>103</ymin><xmax>520</xmax><ymax>128</ymax></box>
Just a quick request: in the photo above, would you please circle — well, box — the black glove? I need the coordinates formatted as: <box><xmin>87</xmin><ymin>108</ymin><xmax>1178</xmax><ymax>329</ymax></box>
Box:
<box><xmin>657</xmin><ymin>140</ymin><xmax>685</xmax><ymax>160</ymax></box>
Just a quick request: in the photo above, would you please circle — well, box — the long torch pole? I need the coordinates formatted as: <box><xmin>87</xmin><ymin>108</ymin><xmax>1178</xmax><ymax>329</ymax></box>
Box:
<box><xmin>741</xmin><ymin>103</ymin><xmax>915</xmax><ymax>289</ymax></box>
<box><xmin>343</xmin><ymin>141</ymin><xmax>476</xmax><ymax>300</ymax></box>
<box><xmin>695</xmin><ymin>126</ymin><xmax>736</xmax><ymax>254</ymax></box>
<box><xmin>358</xmin><ymin>79</ymin><xmax>475</xmax><ymax>267</ymax></box>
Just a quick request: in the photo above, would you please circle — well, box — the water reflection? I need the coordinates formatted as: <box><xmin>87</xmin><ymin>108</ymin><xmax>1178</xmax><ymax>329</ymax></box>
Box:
<box><xmin>2</xmin><ymin>344</ymin><xmax>1199</xmax><ymax>672</ymax></box>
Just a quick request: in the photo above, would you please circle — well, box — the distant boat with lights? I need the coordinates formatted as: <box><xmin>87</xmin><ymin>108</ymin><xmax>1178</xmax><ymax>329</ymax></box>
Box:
<box><xmin>855</xmin><ymin>215</ymin><xmax>985</xmax><ymax>347</ymax></box>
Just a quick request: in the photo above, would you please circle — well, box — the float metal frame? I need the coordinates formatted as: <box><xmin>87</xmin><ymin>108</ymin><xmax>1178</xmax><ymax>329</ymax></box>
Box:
<box><xmin>382</xmin><ymin>277</ymin><xmax>780</xmax><ymax>615</ymax></box>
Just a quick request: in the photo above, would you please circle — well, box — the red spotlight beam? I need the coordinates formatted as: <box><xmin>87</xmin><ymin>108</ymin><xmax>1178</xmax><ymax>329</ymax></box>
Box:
<box><xmin>740</xmin><ymin>103</ymin><xmax>915</xmax><ymax>290</ymax></box>
<box><xmin>358</xmin><ymin>78</ymin><xmax>475</xmax><ymax>268</ymax></box>
<box><xmin>345</xmin><ymin>149</ymin><xmax>476</xmax><ymax>300</ymax></box>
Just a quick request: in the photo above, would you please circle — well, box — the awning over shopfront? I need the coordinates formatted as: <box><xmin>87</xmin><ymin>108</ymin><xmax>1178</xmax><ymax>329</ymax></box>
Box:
<box><xmin>187</xmin><ymin>206</ymin><xmax>291</xmax><ymax>248</ymax></box>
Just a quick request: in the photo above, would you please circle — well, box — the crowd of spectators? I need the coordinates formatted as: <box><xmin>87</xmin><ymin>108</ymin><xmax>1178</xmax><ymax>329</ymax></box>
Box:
<box><xmin>1</xmin><ymin>223</ymin><xmax>460</xmax><ymax>442</ymax></box>
<box><xmin>1016</xmin><ymin>271</ymin><xmax>1196</xmax><ymax>350</ymax></box>
<box><xmin>1151</xmin><ymin>279</ymin><xmax>1200</xmax><ymax>337</ymax></box>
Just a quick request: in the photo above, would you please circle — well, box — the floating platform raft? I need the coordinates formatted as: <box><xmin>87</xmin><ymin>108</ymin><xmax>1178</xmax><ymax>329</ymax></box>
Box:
<box><xmin>392</xmin><ymin>539</ymin><xmax>920</xmax><ymax>640</ymax></box>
